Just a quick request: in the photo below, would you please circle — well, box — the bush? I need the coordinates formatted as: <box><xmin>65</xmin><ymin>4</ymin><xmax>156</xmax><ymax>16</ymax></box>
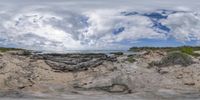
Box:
<box><xmin>149</xmin><ymin>51</ymin><xmax>193</xmax><ymax>67</ymax></box>
<box><xmin>179</xmin><ymin>47</ymin><xmax>200</xmax><ymax>57</ymax></box>
<box><xmin>192</xmin><ymin>53</ymin><xmax>200</xmax><ymax>57</ymax></box>
<box><xmin>21</xmin><ymin>50</ymin><xmax>32</xmax><ymax>56</ymax></box>
<box><xmin>127</xmin><ymin>56</ymin><xmax>136</xmax><ymax>63</ymax></box>
<box><xmin>0</xmin><ymin>47</ymin><xmax>22</xmax><ymax>52</ymax></box>
<box><xmin>111</xmin><ymin>52</ymin><xmax>123</xmax><ymax>56</ymax></box>
<box><xmin>180</xmin><ymin>47</ymin><xmax>194</xmax><ymax>55</ymax></box>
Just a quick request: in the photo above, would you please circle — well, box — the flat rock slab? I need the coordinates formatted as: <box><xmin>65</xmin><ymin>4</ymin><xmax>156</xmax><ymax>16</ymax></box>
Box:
<box><xmin>32</xmin><ymin>53</ymin><xmax>117</xmax><ymax>72</ymax></box>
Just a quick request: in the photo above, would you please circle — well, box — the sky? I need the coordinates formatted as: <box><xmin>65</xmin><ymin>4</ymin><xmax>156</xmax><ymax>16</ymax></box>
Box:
<box><xmin>0</xmin><ymin>0</ymin><xmax>200</xmax><ymax>51</ymax></box>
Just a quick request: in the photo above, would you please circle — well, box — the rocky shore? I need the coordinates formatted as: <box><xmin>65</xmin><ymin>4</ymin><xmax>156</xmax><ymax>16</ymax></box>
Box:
<box><xmin>0</xmin><ymin>50</ymin><xmax>200</xmax><ymax>99</ymax></box>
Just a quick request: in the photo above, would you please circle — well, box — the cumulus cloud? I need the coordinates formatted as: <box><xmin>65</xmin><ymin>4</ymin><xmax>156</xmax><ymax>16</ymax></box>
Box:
<box><xmin>162</xmin><ymin>12</ymin><xmax>200</xmax><ymax>42</ymax></box>
<box><xmin>2</xmin><ymin>12</ymin><xmax>83</xmax><ymax>51</ymax></box>
<box><xmin>0</xmin><ymin>8</ymin><xmax>167</xmax><ymax>51</ymax></box>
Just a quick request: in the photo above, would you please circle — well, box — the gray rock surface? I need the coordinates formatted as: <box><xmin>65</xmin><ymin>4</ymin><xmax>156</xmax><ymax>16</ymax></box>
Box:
<box><xmin>34</xmin><ymin>53</ymin><xmax>117</xmax><ymax>72</ymax></box>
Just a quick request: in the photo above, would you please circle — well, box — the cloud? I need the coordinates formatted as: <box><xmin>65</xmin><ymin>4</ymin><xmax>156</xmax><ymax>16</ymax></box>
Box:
<box><xmin>0</xmin><ymin>8</ymin><xmax>167</xmax><ymax>51</ymax></box>
<box><xmin>3</xmin><ymin>12</ymin><xmax>84</xmax><ymax>51</ymax></box>
<box><xmin>162</xmin><ymin>12</ymin><xmax>200</xmax><ymax>42</ymax></box>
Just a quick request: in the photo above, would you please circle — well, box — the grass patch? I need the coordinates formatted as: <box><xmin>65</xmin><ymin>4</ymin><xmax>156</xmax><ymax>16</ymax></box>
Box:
<box><xmin>149</xmin><ymin>51</ymin><xmax>193</xmax><ymax>67</ymax></box>
<box><xmin>129</xmin><ymin>46</ymin><xmax>200</xmax><ymax>57</ymax></box>
<box><xmin>179</xmin><ymin>47</ymin><xmax>200</xmax><ymax>57</ymax></box>
<box><xmin>0</xmin><ymin>47</ymin><xmax>22</xmax><ymax>52</ymax></box>
<box><xmin>129</xmin><ymin>46</ymin><xmax>200</xmax><ymax>52</ymax></box>
<box><xmin>180</xmin><ymin>47</ymin><xmax>194</xmax><ymax>55</ymax></box>
<box><xmin>127</xmin><ymin>55</ymin><xmax>136</xmax><ymax>63</ymax></box>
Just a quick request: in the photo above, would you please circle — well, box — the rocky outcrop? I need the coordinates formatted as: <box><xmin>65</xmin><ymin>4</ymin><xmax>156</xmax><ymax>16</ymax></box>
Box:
<box><xmin>33</xmin><ymin>53</ymin><xmax>117</xmax><ymax>72</ymax></box>
<box><xmin>84</xmin><ymin>84</ymin><xmax>130</xmax><ymax>93</ymax></box>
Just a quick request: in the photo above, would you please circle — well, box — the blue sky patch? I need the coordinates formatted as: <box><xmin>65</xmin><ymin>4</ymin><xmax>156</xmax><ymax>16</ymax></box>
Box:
<box><xmin>112</xmin><ymin>27</ymin><xmax>125</xmax><ymax>35</ymax></box>
<box><xmin>143</xmin><ymin>12</ymin><xmax>167</xmax><ymax>20</ymax></box>
<box><xmin>121</xmin><ymin>11</ymin><xmax>139</xmax><ymax>16</ymax></box>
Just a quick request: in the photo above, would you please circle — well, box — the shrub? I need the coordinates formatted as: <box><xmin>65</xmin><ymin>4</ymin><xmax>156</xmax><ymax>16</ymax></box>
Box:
<box><xmin>180</xmin><ymin>47</ymin><xmax>194</xmax><ymax>55</ymax></box>
<box><xmin>0</xmin><ymin>48</ymin><xmax>12</xmax><ymax>52</ymax></box>
<box><xmin>192</xmin><ymin>53</ymin><xmax>200</xmax><ymax>57</ymax></box>
<box><xmin>127</xmin><ymin>54</ymin><xmax>135</xmax><ymax>57</ymax></box>
<box><xmin>21</xmin><ymin>50</ymin><xmax>32</xmax><ymax>56</ymax></box>
<box><xmin>0</xmin><ymin>47</ymin><xmax>22</xmax><ymax>52</ymax></box>
<box><xmin>149</xmin><ymin>51</ymin><xmax>193</xmax><ymax>67</ymax></box>
<box><xmin>111</xmin><ymin>52</ymin><xmax>123</xmax><ymax>56</ymax></box>
<box><xmin>148</xmin><ymin>61</ymin><xmax>159</xmax><ymax>68</ymax></box>
<box><xmin>127</xmin><ymin>56</ymin><xmax>136</xmax><ymax>63</ymax></box>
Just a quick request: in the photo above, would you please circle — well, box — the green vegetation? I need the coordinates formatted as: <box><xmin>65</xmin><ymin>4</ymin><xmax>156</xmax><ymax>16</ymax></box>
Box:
<box><xmin>129</xmin><ymin>47</ymin><xmax>169</xmax><ymax>52</ymax></box>
<box><xmin>177</xmin><ymin>46</ymin><xmax>200</xmax><ymax>57</ymax></box>
<box><xmin>149</xmin><ymin>51</ymin><xmax>193</xmax><ymax>67</ymax></box>
<box><xmin>180</xmin><ymin>46</ymin><xmax>194</xmax><ymax>55</ymax></box>
<box><xmin>129</xmin><ymin>46</ymin><xmax>200</xmax><ymax>52</ymax></box>
<box><xmin>110</xmin><ymin>52</ymin><xmax>124</xmax><ymax>56</ymax></box>
<box><xmin>129</xmin><ymin>46</ymin><xmax>200</xmax><ymax>57</ymax></box>
<box><xmin>127</xmin><ymin>55</ymin><xmax>136</xmax><ymax>63</ymax></box>
<box><xmin>0</xmin><ymin>47</ymin><xmax>22</xmax><ymax>52</ymax></box>
<box><xmin>179</xmin><ymin>47</ymin><xmax>200</xmax><ymax>57</ymax></box>
<box><xmin>21</xmin><ymin>50</ymin><xmax>32</xmax><ymax>55</ymax></box>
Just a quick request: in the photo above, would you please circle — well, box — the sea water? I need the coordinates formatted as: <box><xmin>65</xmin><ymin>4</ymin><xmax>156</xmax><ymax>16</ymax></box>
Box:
<box><xmin>35</xmin><ymin>50</ymin><xmax>138</xmax><ymax>55</ymax></box>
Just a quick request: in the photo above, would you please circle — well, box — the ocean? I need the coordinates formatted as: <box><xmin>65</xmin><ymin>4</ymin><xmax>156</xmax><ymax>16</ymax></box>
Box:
<box><xmin>34</xmin><ymin>50</ymin><xmax>137</xmax><ymax>55</ymax></box>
